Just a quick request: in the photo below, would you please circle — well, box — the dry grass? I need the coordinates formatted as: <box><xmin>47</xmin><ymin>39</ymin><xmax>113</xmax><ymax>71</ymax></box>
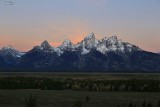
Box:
<box><xmin>0</xmin><ymin>90</ymin><xmax>160</xmax><ymax>107</ymax></box>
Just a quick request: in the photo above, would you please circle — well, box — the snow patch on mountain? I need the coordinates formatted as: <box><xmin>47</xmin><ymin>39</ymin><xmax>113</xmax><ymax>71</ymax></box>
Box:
<box><xmin>125</xmin><ymin>43</ymin><xmax>133</xmax><ymax>52</ymax></box>
<box><xmin>74</xmin><ymin>33</ymin><xmax>100</xmax><ymax>55</ymax></box>
<box><xmin>105</xmin><ymin>36</ymin><xmax>125</xmax><ymax>52</ymax></box>
<box><xmin>97</xmin><ymin>45</ymin><xmax>108</xmax><ymax>54</ymax></box>
<box><xmin>58</xmin><ymin>39</ymin><xmax>73</xmax><ymax>51</ymax></box>
<box><xmin>16</xmin><ymin>52</ymin><xmax>25</xmax><ymax>58</ymax></box>
<box><xmin>81</xmin><ymin>40</ymin><xmax>90</xmax><ymax>55</ymax></box>
<box><xmin>37</xmin><ymin>40</ymin><xmax>63</xmax><ymax>56</ymax></box>
<box><xmin>83</xmin><ymin>33</ymin><xmax>99</xmax><ymax>49</ymax></box>
<box><xmin>0</xmin><ymin>45</ymin><xmax>24</xmax><ymax>58</ymax></box>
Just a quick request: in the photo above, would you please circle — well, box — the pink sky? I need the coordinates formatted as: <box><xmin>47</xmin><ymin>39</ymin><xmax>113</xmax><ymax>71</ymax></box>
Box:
<box><xmin>0</xmin><ymin>0</ymin><xmax>159</xmax><ymax>52</ymax></box>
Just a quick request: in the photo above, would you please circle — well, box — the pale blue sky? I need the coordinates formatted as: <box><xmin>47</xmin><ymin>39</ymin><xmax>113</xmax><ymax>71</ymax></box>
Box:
<box><xmin>0</xmin><ymin>0</ymin><xmax>160</xmax><ymax>52</ymax></box>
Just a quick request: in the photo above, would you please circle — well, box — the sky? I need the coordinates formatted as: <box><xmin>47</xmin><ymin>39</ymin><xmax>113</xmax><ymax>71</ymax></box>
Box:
<box><xmin>0</xmin><ymin>0</ymin><xmax>160</xmax><ymax>52</ymax></box>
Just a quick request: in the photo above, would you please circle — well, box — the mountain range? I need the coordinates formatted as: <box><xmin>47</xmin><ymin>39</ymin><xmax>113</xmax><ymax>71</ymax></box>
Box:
<box><xmin>0</xmin><ymin>33</ymin><xmax>160</xmax><ymax>72</ymax></box>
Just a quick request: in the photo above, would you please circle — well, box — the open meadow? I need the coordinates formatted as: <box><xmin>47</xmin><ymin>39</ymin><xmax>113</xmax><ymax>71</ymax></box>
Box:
<box><xmin>0</xmin><ymin>73</ymin><xmax>160</xmax><ymax>107</ymax></box>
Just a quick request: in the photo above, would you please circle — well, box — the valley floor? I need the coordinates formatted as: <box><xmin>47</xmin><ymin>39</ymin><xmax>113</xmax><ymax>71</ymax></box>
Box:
<box><xmin>1</xmin><ymin>73</ymin><xmax>160</xmax><ymax>107</ymax></box>
<box><xmin>1</xmin><ymin>72</ymin><xmax>160</xmax><ymax>80</ymax></box>
<box><xmin>0</xmin><ymin>89</ymin><xmax>160</xmax><ymax>107</ymax></box>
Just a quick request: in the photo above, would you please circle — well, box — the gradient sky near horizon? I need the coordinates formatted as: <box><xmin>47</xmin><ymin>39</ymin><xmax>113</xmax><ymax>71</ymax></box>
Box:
<box><xmin>0</xmin><ymin>0</ymin><xmax>160</xmax><ymax>52</ymax></box>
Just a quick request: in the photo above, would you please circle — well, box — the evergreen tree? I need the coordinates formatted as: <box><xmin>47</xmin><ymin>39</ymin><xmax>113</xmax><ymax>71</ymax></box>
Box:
<box><xmin>86</xmin><ymin>96</ymin><xmax>90</xmax><ymax>102</ymax></box>
<box><xmin>25</xmin><ymin>95</ymin><xmax>37</xmax><ymax>107</ymax></box>
<box><xmin>117</xmin><ymin>105</ymin><xmax>120</xmax><ymax>107</ymax></box>
<box><xmin>157</xmin><ymin>100</ymin><xmax>160</xmax><ymax>107</ymax></box>
<box><xmin>129</xmin><ymin>102</ymin><xmax>133</xmax><ymax>107</ymax></box>
<box><xmin>73</xmin><ymin>100</ymin><xmax>82</xmax><ymax>107</ymax></box>
<box><xmin>147</xmin><ymin>102</ymin><xmax>153</xmax><ymax>107</ymax></box>
<box><xmin>142</xmin><ymin>100</ymin><xmax>147</xmax><ymax>107</ymax></box>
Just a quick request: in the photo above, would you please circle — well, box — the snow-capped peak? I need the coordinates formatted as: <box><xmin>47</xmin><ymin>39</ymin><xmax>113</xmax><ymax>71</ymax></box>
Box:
<box><xmin>83</xmin><ymin>33</ymin><xmax>99</xmax><ymax>50</ymax></box>
<box><xmin>58</xmin><ymin>39</ymin><xmax>73</xmax><ymax>51</ymax></box>
<box><xmin>102</xmin><ymin>37</ymin><xmax>108</xmax><ymax>41</ymax></box>
<box><xmin>96</xmin><ymin>35</ymin><xmax>142</xmax><ymax>54</ymax></box>
<box><xmin>107</xmin><ymin>36</ymin><xmax>119</xmax><ymax>44</ymax></box>
<box><xmin>40</xmin><ymin>40</ymin><xmax>51</xmax><ymax>49</ymax></box>
<box><xmin>39</xmin><ymin>40</ymin><xmax>55</xmax><ymax>51</ymax></box>
<box><xmin>84</xmin><ymin>32</ymin><xmax>95</xmax><ymax>40</ymax></box>
<box><xmin>1</xmin><ymin>45</ymin><xmax>15</xmax><ymax>50</ymax></box>
<box><xmin>63</xmin><ymin>39</ymin><xmax>72</xmax><ymax>45</ymax></box>
<box><xmin>1</xmin><ymin>45</ymin><xmax>18</xmax><ymax>53</ymax></box>
<box><xmin>103</xmin><ymin>36</ymin><xmax>124</xmax><ymax>51</ymax></box>
<box><xmin>0</xmin><ymin>45</ymin><xmax>24</xmax><ymax>58</ymax></box>
<box><xmin>73</xmin><ymin>33</ymin><xmax>100</xmax><ymax>55</ymax></box>
<box><xmin>30</xmin><ymin>33</ymin><xmax>142</xmax><ymax>56</ymax></box>
<box><xmin>36</xmin><ymin>40</ymin><xmax>63</xmax><ymax>56</ymax></box>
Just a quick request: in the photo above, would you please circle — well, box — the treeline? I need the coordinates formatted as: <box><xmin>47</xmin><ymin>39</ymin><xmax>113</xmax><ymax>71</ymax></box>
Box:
<box><xmin>0</xmin><ymin>77</ymin><xmax>64</xmax><ymax>90</ymax></box>
<box><xmin>0</xmin><ymin>77</ymin><xmax>160</xmax><ymax>92</ymax></box>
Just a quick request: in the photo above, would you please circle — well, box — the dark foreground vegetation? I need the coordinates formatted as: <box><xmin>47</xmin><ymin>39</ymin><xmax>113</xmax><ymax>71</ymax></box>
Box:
<box><xmin>1</xmin><ymin>73</ymin><xmax>160</xmax><ymax>107</ymax></box>
<box><xmin>0</xmin><ymin>76</ymin><xmax>160</xmax><ymax>92</ymax></box>
<box><xmin>24</xmin><ymin>94</ymin><xmax>160</xmax><ymax>107</ymax></box>
<box><xmin>1</xmin><ymin>90</ymin><xmax>160</xmax><ymax>107</ymax></box>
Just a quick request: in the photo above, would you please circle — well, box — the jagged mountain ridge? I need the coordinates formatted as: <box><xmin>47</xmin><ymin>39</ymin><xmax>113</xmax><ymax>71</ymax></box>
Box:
<box><xmin>0</xmin><ymin>33</ymin><xmax>160</xmax><ymax>72</ymax></box>
<box><xmin>0</xmin><ymin>33</ymin><xmax>142</xmax><ymax>57</ymax></box>
<box><xmin>0</xmin><ymin>45</ymin><xmax>25</xmax><ymax>64</ymax></box>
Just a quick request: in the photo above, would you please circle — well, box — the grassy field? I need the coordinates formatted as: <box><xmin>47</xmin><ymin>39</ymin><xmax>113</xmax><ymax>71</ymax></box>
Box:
<box><xmin>0</xmin><ymin>73</ymin><xmax>160</xmax><ymax>107</ymax></box>
<box><xmin>0</xmin><ymin>90</ymin><xmax>160</xmax><ymax>107</ymax></box>
<box><xmin>1</xmin><ymin>72</ymin><xmax>160</xmax><ymax>80</ymax></box>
